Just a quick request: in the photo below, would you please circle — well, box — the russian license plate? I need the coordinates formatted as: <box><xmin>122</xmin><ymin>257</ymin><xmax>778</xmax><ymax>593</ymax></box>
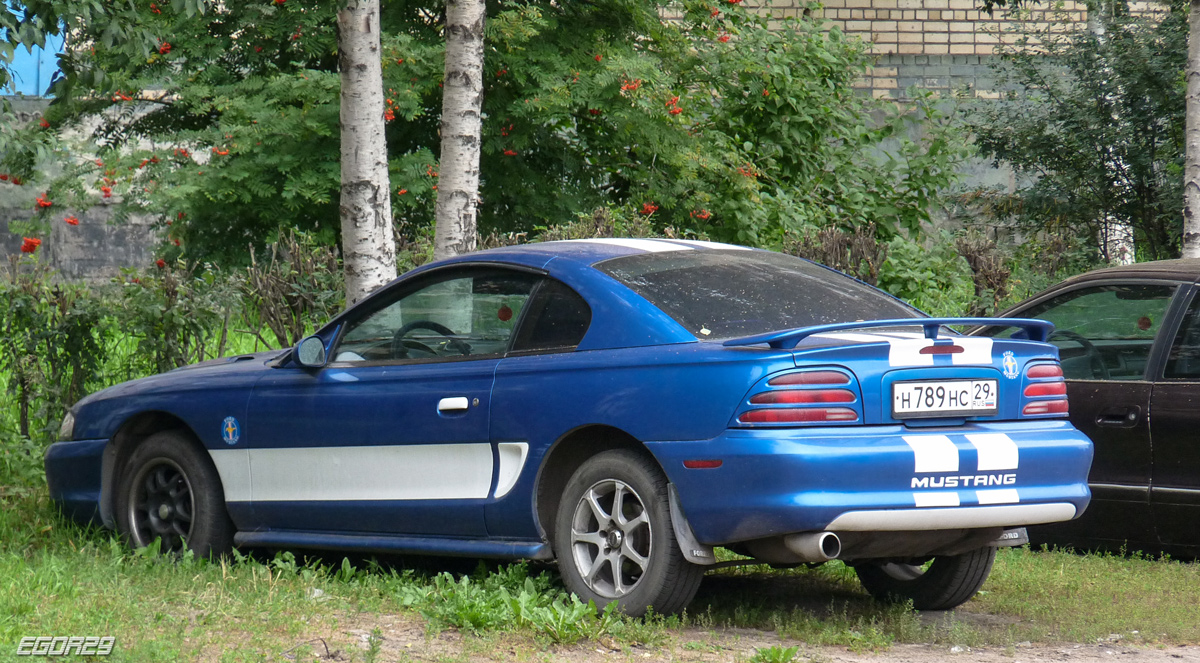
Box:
<box><xmin>893</xmin><ymin>379</ymin><xmax>998</xmax><ymax>418</ymax></box>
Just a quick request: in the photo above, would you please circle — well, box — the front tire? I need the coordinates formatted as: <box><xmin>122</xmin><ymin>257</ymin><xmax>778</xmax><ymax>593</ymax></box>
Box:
<box><xmin>115</xmin><ymin>430</ymin><xmax>235</xmax><ymax>558</ymax></box>
<box><xmin>553</xmin><ymin>449</ymin><xmax>704</xmax><ymax>617</ymax></box>
<box><xmin>854</xmin><ymin>546</ymin><xmax>996</xmax><ymax>610</ymax></box>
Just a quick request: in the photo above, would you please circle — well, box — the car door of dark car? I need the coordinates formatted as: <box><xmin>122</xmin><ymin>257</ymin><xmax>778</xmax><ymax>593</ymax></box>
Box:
<box><xmin>242</xmin><ymin>268</ymin><xmax>540</xmax><ymax>537</ymax></box>
<box><xmin>994</xmin><ymin>283</ymin><xmax>1179</xmax><ymax>550</ymax></box>
<box><xmin>1147</xmin><ymin>285</ymin><xmax>1200</xmax><ymax>552</ymax></box>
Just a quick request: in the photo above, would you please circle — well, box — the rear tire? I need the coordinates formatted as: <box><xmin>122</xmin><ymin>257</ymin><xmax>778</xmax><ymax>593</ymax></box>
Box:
<box><xmin>854</xmin><ymin>546</ymin><xmax>996</xmax><ymax>610</ymax></box>
<box><xmin>553</xmin><ymin>449</ymin><xmax>704</xmax><ymax>617</ymax></box>
<box><xmin>115</xmin><ymin>430</ymin><xmax>235</xmax><ymax>558</ymax></box>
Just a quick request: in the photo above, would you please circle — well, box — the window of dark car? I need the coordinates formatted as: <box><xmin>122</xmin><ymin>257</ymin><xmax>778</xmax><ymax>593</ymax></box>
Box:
<box><xmin>595</xmin><ymin>249</ymin><xmax>920</xmax><ymax>340</ymax></box>
<box><xmin>333</xmin><ymin>270</ymin><xmax>540</xmax><ymax>363</ymax></box>
<box><xmin>1165</xmin><ymin>292</ymin><xmax>1200</xmax><ymax>379</ymax></box>
<box><xmin>510</xmin><ymin>279</ymin><xmax>592</xmax><ymax>353</ymax></box>
<box><xmin>989</xmin><ymin>284</ymin><xmax>1177</xmax><ymax>381</ymax></box>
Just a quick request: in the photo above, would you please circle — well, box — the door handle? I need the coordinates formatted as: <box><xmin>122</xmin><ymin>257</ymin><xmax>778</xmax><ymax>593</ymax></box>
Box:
<box><xmin>437</xmin><ymin>397</ymin><xmax>470</xmax><ymax>413</ymax></box>
<box><xmin>1096</xmin><ymin>406</ymin><xmax>1140</xmax><ymax>428</ymax></box>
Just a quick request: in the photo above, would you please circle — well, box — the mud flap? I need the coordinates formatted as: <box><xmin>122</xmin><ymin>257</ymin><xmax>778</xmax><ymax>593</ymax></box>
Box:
<box><xmin>668</xmin><ymin>484</ymin><xmax>715</xmax><ymax>565</ymax></box>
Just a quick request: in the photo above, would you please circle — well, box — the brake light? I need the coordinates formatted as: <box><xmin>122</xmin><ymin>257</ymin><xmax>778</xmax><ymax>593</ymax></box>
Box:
<box><xmin>738</xmin><ymin>368</ymin><xmax>861</xmax><ymax>425</ymax></box>
<box><xmin>769</xmin><ymin>371</ymin><xmax>850</xmax><ymax>386</ymax></box>
<box><xmin>739</xmin><ymin>407</ymin><xmax>858</xmax><ymax>423</ymax></box>
<box><xmin>750</xmin><ymin>389</ymin><xmax>856</xmax><ymax>404</ymax></box>
<box><xmin>1023</xmin><ymin>400</ymin><xmax>1069</xmax><ymax>415</ymax></box>
<box><xmin>1022</xmin><ymin>362</ymin><xmax>1068</xmax><ymax>417</ymax></box>
<box><xmin>1026</xmin><ymin>364</ymin><xmax>1063</xmax><ymax>379</ymax></box>
<box><xmin>1023</xmin><ymin>382</ymin><xmax>1066</xmax><ymax>397</ymax></box>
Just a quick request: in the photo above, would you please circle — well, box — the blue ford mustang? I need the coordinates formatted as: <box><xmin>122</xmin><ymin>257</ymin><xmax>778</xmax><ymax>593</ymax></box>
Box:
<box><xmin>46</xmin><ymin>239</ymin><xmax>1093</xmax><ymax>615</ymax></box>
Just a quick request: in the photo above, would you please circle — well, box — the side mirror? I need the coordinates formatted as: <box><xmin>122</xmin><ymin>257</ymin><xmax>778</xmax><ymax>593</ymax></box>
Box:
<box><xmin>295</xmin><ymin>336</ymin><xmax>327</xmax><ymax>368</ymax></box>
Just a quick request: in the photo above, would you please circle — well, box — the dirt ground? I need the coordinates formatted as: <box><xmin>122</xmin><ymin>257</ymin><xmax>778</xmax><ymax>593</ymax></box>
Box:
<box><xmin>277</xmin><ymin>612</ymin><xmax>1200</xmax><ymax>663</ymax></box>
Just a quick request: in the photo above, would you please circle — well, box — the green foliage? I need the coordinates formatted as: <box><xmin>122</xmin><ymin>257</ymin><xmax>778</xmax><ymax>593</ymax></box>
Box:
<box><xmin>9</xmin><ymin>0</ymin><xmax>967</xmax><ymax>262</ymax></box>
<box><xmin>877</xmin><ymin>233</ymin><xmax>974</xmax><ymax>317</ymax></box>
<box><xmin>0</xmin><ymin>256</ymin><xmax>107</xmax><ymax>442</ymax></box>
<box><xmin>749</xmin><ymin>645</ymin><xmax>801</xmax><ymax>663</ymax></box>
<box><xmin>963</xmin><ymin>0</ymin><xmax>1187</xmax><ymax>260</ymax></box>
<box><xmin>394</xmin><ymin>562</ymin><xmax>620</xmax><ymax>643</ymax></box>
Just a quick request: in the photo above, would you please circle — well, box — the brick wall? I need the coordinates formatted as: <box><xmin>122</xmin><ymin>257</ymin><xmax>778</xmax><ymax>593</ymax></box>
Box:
<box><xmin>742</xmin><ymin>0</ymin><xmax>1162</xmax><ymax>99</ymax></box>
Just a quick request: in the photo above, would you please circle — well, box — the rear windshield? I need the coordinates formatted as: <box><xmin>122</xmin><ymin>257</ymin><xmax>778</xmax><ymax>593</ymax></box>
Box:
<box><xmin>597</xmin><ymin>249</ymin><xmax>921</xmax><ymax>340</ymax></box>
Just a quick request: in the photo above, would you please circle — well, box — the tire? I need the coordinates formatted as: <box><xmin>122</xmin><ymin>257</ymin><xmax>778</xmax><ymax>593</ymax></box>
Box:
<box><xmin>553</xmin><ymin>449</ymin><xmax>704</xmax><ymax>617</ymax></box>
<box><xmin>854</xmin><ymin>546</ymin><xmax>996</xmax><ymax>610</ymax></box>
<box><xmin>115</xmin><ymin>430</ymin><xmax>235</xmax><ymax>558</ymax></box>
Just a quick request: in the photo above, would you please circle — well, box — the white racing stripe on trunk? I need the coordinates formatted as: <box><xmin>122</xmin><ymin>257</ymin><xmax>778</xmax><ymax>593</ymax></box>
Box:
<box><xmin>811</xmin><ymin>332</ymin><xmax>894</xmax><ymax>344</ymax></box>
<box><xmin>952</xmin><ymin>336</ymin><xmax>994</xmax><ymax>365</ymax></box>
<box><xmin>966</xmin><ymin>433</ymin><xmax>1020</xmax><ymax>471</ymax></box>
<box><xmin>240</xmin><ymin>444</ymin><xmax>494</xmax><ymax>502</ymax></box>
<box><xmin>914</xmin><ymin>492</ymin><xmax>960</xmax><ymax>507</ymax></box>
<box><xmin>888</xmin><ymin>338</ymin><xmax>936</xmax><ymax>367</ymax></box>
<box><xmin>977</xmin><ymin>489</ymin><xmax>1020</xmax><ymax>505</ymax></box>
<box><xmin>904</xmin><ymin>435</ymin><xmax>960</xmax><ymax>473</ymax></box>
<box><xmin>570</xmin><ymin>238</ymin><xmax>694</xmax><ymax>253</ymax></box>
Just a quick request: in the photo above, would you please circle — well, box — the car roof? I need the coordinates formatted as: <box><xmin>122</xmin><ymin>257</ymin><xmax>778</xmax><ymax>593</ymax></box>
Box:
<box><xmin>1056</xmin><ymin>259</ymin><xmax>1200</xmax><ymax>286</ymax></box>
<box><xmin>434</xmin><ymin>238</ymin><xmax>757</xmax><ymax>270</ymax></box>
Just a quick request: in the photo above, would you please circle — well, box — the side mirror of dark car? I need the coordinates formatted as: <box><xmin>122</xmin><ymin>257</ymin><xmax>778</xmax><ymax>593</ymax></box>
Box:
<box><xmin>295</xmin><ymin>336</ymin><xmax>327</xmax><ymax>368</ymax></box>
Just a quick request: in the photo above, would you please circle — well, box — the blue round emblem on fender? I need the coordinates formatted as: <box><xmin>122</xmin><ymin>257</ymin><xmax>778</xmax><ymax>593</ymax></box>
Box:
<box><xmin>1002</xmin><ymin>351</ymin><xmax>1019</xmax><ymax>380</ymax></box>
<box><xmin>221</xmin><ymin>417</ymin><xmax>240</xmax><ymax>445</ymax></box>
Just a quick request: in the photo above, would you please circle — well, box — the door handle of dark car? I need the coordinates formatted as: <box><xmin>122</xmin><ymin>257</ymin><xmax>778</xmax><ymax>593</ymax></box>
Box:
<box><xmin>1095</xmin><ymin>406</ymin><xmax>1141</xmax><ymax>428</ymax></box>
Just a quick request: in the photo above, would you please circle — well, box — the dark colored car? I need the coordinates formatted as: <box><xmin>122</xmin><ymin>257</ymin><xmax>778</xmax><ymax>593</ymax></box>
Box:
<box><xmin>980</xmin><ymin>259</ymin><xmax>1200</xmax><ymax>559</ymax></box>
<box><xmin>46</xmin><ymin>239</ymin><xmax>1094</xmax><ymax>615</ymax></box>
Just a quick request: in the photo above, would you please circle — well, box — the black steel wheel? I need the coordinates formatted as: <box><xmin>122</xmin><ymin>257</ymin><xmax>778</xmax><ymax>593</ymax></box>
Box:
<box><xmin>554</xmin><ymin>449</ymin><xmax>704</xmax><ymax>617</ymax></box>
<box><xmin>854</xmin><ymin>546</ymin><xmax>996</xmax><ymax>610</ymax></box>
<box><xmin>115</xmin><ymin>430</ymin><xmax>234</xmax><ymax>558</ymax></box>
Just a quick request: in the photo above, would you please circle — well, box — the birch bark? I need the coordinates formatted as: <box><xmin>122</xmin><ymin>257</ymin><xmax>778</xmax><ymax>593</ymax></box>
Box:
<box><xmin>338</xmin><ymin>0</ymin><xmax>397</xmax><ymax>304</ymax></box>
<box><xmin>1184</xmin><ymin>2</ymin><xmax>1200</xmax><ymax>257</ymax></box>
<box><xmin>433</xmin><ymin>0</ymin><xmax>486</xmax><ymax>260</ymax></box>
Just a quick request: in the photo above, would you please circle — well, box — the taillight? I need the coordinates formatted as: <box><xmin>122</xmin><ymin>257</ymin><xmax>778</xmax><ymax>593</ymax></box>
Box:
<box><xmin>740</xmin><ymin>407</ymin><xmax>858</xmax><ymax>423</ymax></box>
<box><xmin>750</xmin><ymin>389</ymin><xmax>856</xmax><ymax>404</ymax></box>
<box><xmin>737</xmin><ymin>368</ymin><xmax>861</xmax><ymax>425</ymax></box>
<box><xmin>768</xmin><ymin>371</ymin><xmax>850</xmax><ymax>386</ymax></box>
<box><xmin>1022</xmin><ymin>362</ymin><xmax>1068</xmax><ymax>417</ymax></box>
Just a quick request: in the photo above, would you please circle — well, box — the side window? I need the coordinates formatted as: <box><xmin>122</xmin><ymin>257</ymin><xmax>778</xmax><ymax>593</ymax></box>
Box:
<box><xmin>334</xmin><ymin>271</ymin><xmax>539</xmax><ymax>363</ymax></box>
<box><xmin>1013</xmin><ymin>284</ymin><xmax>1176</xmax><ymax>381</ymax></box>
<box><xmin>510</xmin><ymin>279</ymin><xmax>592</xmax><ymax>353</ymax></box>
<box><xmin>1165</xmin><ymin>293</ymin><xmax>1200</xmax><ymax>379</ymax></box>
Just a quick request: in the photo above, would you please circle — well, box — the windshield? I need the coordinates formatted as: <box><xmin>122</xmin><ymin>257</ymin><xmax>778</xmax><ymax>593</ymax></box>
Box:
<box><xmin>596</xmin><ymin>249</ymin><xmax>922</xmax><ymax>340</ymax></box>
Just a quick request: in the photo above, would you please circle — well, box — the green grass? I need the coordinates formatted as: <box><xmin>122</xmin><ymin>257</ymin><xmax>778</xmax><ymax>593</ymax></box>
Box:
<box><xmin>2</xmin><ymin>484</ymin><xmax>1198</xmax><ymax>662</ymax></box>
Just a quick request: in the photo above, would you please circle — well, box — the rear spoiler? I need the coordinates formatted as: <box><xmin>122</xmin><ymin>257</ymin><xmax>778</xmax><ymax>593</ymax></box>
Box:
<box><xmin>721</xmin><ymin>317</ymin><xmax>1055</xmax><ymax>350</ymax></box>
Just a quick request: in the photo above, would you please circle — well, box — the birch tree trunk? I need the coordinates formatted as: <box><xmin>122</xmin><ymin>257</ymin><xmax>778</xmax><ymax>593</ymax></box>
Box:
<box><xmin>1184</xmin><ymin>1</ymin><xmax>1200</xmax><ymax>258</ymax></box>
<box><xmin>433</xmin><ymin>0</ymin><xmax>486</xmax><ymax>261</ymax></box>
<box><xmin>338</xmin><ymin>0</ymin><xmax>397</xmax><ymax>304</ymax></box>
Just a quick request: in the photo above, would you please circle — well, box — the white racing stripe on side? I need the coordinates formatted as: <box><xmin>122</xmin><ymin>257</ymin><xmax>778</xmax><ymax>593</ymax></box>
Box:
<box><xmin>966</xmin><ymin>433</ymin><xmax>1020</xmax><ymax>471</ymax></box>
<box><xmin>914</xmin><ymin>492</ymin><xmax>961</xmax><ymax>508</ymax></box>
<box><xmin>904</xmin><ymin>435</ymin><xmax>960</xmax><ymax>473</ymax></box>
<box><xmin>494</xmin><ymin>442</ymin><xmax>529</xmax><ymax>499</ymax></box>
<box><xmin>247</xmin><ymin>443</ymin><xmax>494</xmax><ymax>502</ymax></box>
<box><xmin>569</xmin><ymin>238</ymin><xmax>695</xmax><ymax>253</ymax></box>
<box><xmin>977</xmin><ymin>489</ymin><xmax>1020</xmax><ymax>505</ymax></box>
<box><xmin>952</xmin><ymin>336</ymin><xmax>994</xmax><ymax>365</ymax></box>
<box><xmin>209</xmin><ymin>449</ymin><xmax>251</xmax><ymax>502</ymax></box>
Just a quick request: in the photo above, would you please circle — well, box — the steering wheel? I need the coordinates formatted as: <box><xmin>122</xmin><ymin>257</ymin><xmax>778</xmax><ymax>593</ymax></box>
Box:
<box><xmin>390</xmin><ymin>320</ymin><xmax>471</xmax><ymax>358</ymax></box>
<box><xmin>1048</xmin><ymin>330</ymin><xmax>1110</xmax><ymax>380</ymax></box>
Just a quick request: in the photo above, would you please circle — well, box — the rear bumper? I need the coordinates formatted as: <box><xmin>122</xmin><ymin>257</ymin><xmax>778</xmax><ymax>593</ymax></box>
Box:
<box><xmin>44</xmin><ymin>438</ymin><xmax>106</xmax><ymax>526</ymax></box>
<box><xmin>646</xmin><ymin>419</ymin><xmax>1093</xmax><ymax>545</ymax></box>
